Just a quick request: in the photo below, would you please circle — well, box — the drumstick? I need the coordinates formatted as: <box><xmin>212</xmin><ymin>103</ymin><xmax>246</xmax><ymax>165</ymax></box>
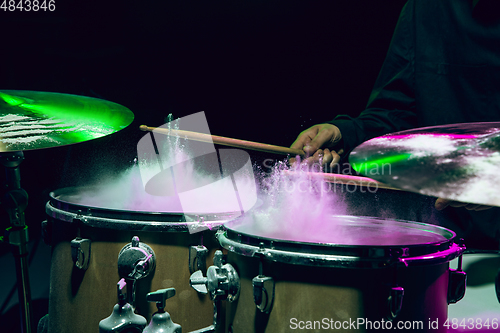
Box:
<box><xmin>283</xmin><ymin>170</ymin><xmax>401</xmax><ymax>191</ymax></box>
<box><xmin>140</xmin><ymin>125</ymin><xmax>305</xmax><ymax>157</ymax></box>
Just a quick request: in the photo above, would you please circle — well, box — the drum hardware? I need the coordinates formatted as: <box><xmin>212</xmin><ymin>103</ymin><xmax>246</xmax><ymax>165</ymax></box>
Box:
<box><xmin>447</xmin><ymin>244</ymin><xmax>467</xmax><ymax>304</ymax></box>
<box><xmin>190</xmin><ymin>250</ymin><xmax>240</xmax><ymax>302</ymax></box>
<box><xmin>70</xmin><ymin>219</ymin><xmax>91</xmax><ymax>271</ymax></box>
<box><xmin>386</xmin><ymin>285</ymin><xmax>404</xmax><ymax>321</ymax></box>
<box><xmin>41</xmin><ymin>220</ymin><xmax>51</xmax><ymax>245</ymax></box>
<box><xmin>252</xmin><ymin>275</ymin><xmax>275</xmax><ymax>314</ymax></box>
<box><xmin>99</xmin><ymin>278</ymin><xmax>147</xmax><ymax>333</ymax></box>
<box><xmin>189</xmin><ymin>245</ymin><xmax>209</xmax><ymax>274</ymax></box>
<box><xmin>189</xmin><ymin>250</ymin><xmax>237</xmax><ymax>333</ymax></box>
<box><xmin>386</xmin><ymin>252</ymin><xmax>404</xmax><ymax>321</ymax></box>
<box><xmin>188</xmin><ymin>216</ymin><xmax>206</xmax><ymax>235</ymax></box>
<box><xmin>143</xmin><ymin>288</ymin><xmax>181</xmax><ymax>333</ymax></box>
<box><xmin>71</xmin><ymin>237</ymin><xmax>91</xmax><ymax>270</ymax></box>
<box><xmin>118</xmin><ymin>236</ymin><xmax>156</xmax><ymax>280</ymax></box>
<box><xmin>117</xmin><ymin>236</ymin><xmax>156</xmax><ymax>307</ymax></box>
<box><xmin>393</xmin><ymin>239</ymin><xmax>467</xmax><ymax>305</ymax></box>
<box><xmin>252</xmin><ymin>245</ymin><xmax>275</xmax><ymax>314</ymax></box>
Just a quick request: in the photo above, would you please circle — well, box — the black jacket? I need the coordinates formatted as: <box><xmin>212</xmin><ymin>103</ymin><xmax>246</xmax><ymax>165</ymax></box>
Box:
<box><xmin>332</xmin><ymin>0</ymin><xmax>500</xmax><ymax>156</ymax></box>
<box><xmin>331</xmin><ymin>0</ymin><xmax>500</xmax><ymax>249</ymax></box>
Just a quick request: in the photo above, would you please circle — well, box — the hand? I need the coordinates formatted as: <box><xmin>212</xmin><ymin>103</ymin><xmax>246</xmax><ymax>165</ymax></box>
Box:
<box><xmin>289</xmin><ymin>123</ymin><xmax>342</xmax><ymax>168</ymax></box>
<box><xmin>435</xmin><ymin>198</ymin><xmax>494</xmax><ymax>211</ymax></box>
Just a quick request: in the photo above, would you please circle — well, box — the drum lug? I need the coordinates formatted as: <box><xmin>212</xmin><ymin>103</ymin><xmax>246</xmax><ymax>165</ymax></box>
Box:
<box><xmin>252</xmin><ymin>275</ymin><xmax>275</xmax><ymax>314</ymax></box>
<box><xmin>118</xmin><ymin>236</ymin><xmax>156</xmax><ymax>280</ymax></box>
<box><xmin>387</xmin><ymin>286</ymin><xmax>404</xmax><ymax>321</ymax></box>
<box><xmin>189</xmin><ymin>245</ymin><xmax>209</xmax><ymax>274</ymax></box>
<box><xmin>448</xmin><ymin>270</ymin><xmax>466</xmax><ymax>304</ymax></box>
<box><xmin>190</xmin><ymin>250</ymin><xmax>240</xmax><ymax>302</ymax></box>
<box><xmin>41</xmin><ymin>220</ymin><xmax>52</xmax><ymax>246</ymax></box>
<box><xmin>71</xmin><ymin>237</ymin><xmax>91</xmax><ymax>270</ymax></box>
<box><xmin>448</xmin><ymin>254</ymin><xmax>466</xmax><ymax>304</ymax></box>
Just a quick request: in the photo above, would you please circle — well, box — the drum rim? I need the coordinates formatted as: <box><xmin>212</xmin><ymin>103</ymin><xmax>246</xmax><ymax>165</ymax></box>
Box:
<box><xmin>47</xmin><ymin>186</ymin><xmax>241</xmax><ymax>232</ymax></box>
<box><xmin>218</xmin><ymin>215</ymin><xmax>463</xmax><ymax>268</ymax></box>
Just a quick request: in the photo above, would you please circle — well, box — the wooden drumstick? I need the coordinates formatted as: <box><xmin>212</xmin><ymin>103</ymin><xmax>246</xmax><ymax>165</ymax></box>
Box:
<box><xmin>140</xmin><ymin>125</ymin><xmax>305</xmax><ymax>157</ymax></box>
<box><xmin>139</xmin><ymin>126</ymin><xmax>398</xmax><ymax>190</ymax></box>
<box><xmin>283</xmin><ymin>170</ymin><xmax>401</xmax><ymax>191</ymax></box>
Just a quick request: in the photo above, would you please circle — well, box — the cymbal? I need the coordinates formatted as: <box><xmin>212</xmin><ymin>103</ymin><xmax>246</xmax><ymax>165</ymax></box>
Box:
<box><xmin>349</xmin><ymin>122</ymin><xmax>500</xmax><ymax>207</ymax></box>
<box><xmin>0</xmin><ymin>90</ymin><xmax>134</xmax><ymax>152</ymax></box>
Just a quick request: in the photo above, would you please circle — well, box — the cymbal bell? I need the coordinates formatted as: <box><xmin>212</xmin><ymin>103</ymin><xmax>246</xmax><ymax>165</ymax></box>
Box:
<box><xmin>0</xmin><ymin>90</ymin><xmax>134</xmax><ymax>152</ymax></box>
<box><xmin>349</xmin><ymin>122</ymin><xmax>500</xmax><ymax>207</ymax></box>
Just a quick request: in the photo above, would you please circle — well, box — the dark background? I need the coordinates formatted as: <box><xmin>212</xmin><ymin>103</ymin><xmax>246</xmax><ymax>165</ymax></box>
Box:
<box><xmin>0</xmin><ymin>0</ymin><xmax>407</xmax><ymax>330</ymax></box>
<box><xmin>0</xmin><ymin>0</ymin><xmax>407</xmax><ymax>228</ymax></box>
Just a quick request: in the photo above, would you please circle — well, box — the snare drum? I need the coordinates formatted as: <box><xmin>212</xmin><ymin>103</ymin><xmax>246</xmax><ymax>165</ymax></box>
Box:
<box><xmin>218</xmin><ymin>215</ymin><xmax>465</xmax><ymax>333</ymax></box>
<box><xmin>45</xmin><ymin>186</ymin><xmax>238</xmax><ymax>333</ymax></box>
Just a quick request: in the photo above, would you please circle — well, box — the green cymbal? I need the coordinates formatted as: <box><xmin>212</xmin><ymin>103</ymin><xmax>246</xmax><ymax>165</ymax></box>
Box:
<box><xmin>0</xmin><ymin>90</ymin><xmax>134</xmax><ymax>152</ymax></box>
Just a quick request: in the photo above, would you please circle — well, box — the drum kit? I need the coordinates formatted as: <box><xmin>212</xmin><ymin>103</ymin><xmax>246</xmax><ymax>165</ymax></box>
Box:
<box><xmin>1</xmin><ymin>90</ymin><xmax>498</xmax><ymax>333</ymax></box>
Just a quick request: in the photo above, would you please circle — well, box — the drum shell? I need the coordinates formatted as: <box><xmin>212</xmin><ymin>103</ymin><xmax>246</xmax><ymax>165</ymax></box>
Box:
<box><xmin>225</xmin><ymin>252</ymin><xmax>450</xmax><ymax>333</ymax></box>
<box><xmin>47</xmin><ymin>218</ymin><xmax>221</xmax><ymax>333</ymax></box>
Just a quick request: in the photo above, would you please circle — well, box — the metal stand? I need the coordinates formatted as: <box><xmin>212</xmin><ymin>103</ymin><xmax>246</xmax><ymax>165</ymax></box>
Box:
<box><xmin>1</xmin><ymin>151</ymin><xmax>32</xmax><ymax>333</ymax></box>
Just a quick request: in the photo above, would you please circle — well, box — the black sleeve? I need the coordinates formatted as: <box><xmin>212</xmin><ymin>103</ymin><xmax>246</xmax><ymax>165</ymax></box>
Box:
<box><xmin>330</xmin><ymin>1</ymin><xmax>418</xmax><ymax>157</ymax></box>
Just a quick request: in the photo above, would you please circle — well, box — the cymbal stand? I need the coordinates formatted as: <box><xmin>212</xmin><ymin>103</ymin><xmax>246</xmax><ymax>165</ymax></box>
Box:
<box><xmin>1</xmin><ymin>151</ymin><xmax>32</xmax><ymax>333</ymax></box>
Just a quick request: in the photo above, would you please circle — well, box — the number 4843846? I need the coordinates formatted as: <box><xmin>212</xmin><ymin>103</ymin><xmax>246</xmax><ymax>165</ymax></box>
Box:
<box><xmin>1</xmin><ymin>0</ymin><xmax>56</xmax><ymax>11</ymax></box>
<box><xmin>443</xmin><ymin>318</ymin><xmax>498</xmax><ymax>330</ymax></box>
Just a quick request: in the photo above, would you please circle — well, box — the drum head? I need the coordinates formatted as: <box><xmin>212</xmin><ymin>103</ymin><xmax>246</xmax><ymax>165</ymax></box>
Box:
<box><xmin>47</xmin><ymin>186</ymin><xmax>242</xmax><ymax>232</ymax></box>
<box><xmin>226</xmin><ymin>214</ymin><xmax>453</xmax><ymax>246</ymax></box>
<box><xmin>219</xmin><ymin>214</ymin><xmax>462</xmax><ymax>268</ymax></box>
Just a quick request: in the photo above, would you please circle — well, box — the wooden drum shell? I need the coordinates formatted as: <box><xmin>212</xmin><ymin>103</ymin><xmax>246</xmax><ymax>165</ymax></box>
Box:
<box><xmin>45</xmin><ymin>186</ymin><xmax>234</xmax><ymax>333</ymax></box>
<box><xmin>226</xmin><ymin>253</ymin><xmax>450</xmax><ymax>333</ymax></box>
<box><xmin>47</xmin><ymin>227</ymin><xmax>219</xmax><ymax>333</ymax></box>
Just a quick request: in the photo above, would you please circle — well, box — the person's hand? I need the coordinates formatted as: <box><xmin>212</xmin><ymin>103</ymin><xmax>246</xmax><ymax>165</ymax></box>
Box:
<box><xmin>435</xmin><ymin>198</ymin><xmax>494</xmax><ymax>211</ymax></box>
<box><xmin>289</xmin><ymin>123</ymin><xmax>343</xmax><ymax>168</ymax></box>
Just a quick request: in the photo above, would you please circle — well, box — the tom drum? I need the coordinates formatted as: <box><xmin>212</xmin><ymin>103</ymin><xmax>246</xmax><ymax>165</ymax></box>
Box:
<box><xmin>217</xmin><ymin>215</ymin><xmax>466</xmax><ymax>333</ymax></box>
<box><xmin>45</xmin><ymin>186</ymin><xmax>239</xmax><ymax>333</ymax></box>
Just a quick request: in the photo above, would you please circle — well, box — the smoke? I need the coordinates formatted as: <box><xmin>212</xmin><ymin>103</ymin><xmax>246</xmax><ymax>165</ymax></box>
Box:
<box><xmin>244</xmin><ymin>160</ymin><xmax>349</xmax><ymax>243</ymax></box>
